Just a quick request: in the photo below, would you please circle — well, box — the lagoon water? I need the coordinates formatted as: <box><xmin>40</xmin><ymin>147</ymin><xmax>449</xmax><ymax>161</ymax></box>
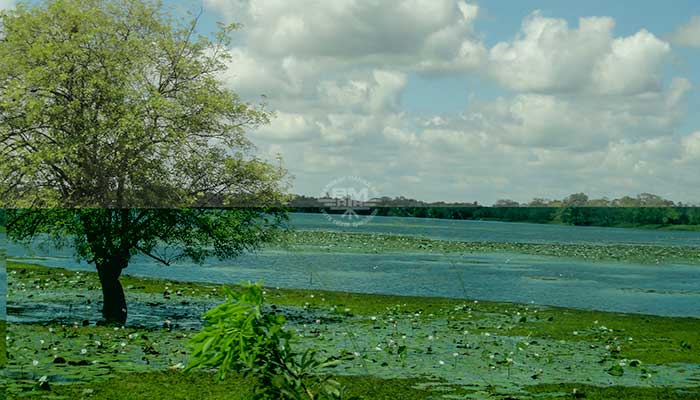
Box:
<box><xmin>4</xmin><ymin>213</ymin><xmax>700</xmax><ymax>318</ymax></box>
<box><xmin>291</xmin><ymin>213</ymin><xmax>700</xmax><ymax>246</ymax></box>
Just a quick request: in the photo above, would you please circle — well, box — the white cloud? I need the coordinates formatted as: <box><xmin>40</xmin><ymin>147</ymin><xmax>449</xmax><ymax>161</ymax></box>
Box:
<box><xmin>0</xmin><ymin>0</ymin><xmax>14</xmax><ymax>10</ymax></box>
<box><xmin>669</xmin><ymin>16</ymin><xmax>700</xmax><ymax>47</ymax></box>
<box><xmin>206</xmin><ymin>3</ymin><xmax>696</xmax><ymax>203</ymax></box>
<box><xmin>680</xmin><ymin>131</ymin><xmax>700</xmax><ymax>160</ymax></box>
<box><xmin>254</xmin><ymin>112</ymin><xmax>316</xmax><ymax>142</ymax></box>
<box><xmin>318</xmin><ymin>70</ymin><xmax>407</xmax><ymax>113</ymax></box>
<box><xmin>488</xmin><ymin>12</ymin><xmax>670</xmax><ymax>95</ymax></box>
<box><xmin>593</xmin><ymin>30</ymin><xmax>670</xmax><ymax>95</ymax></box>
<box><xmin>206</xmin><ymin>0</ymin><xmax>485</xmax><ymax>73</ymax></box>
<box><xmin>422</xmin><ymin>75</ymin><xmax>689</xmax><ymax>153</ymax></box>
<box><xmin>218</xmin><ymin>48</ymin><xmax>319</xmax><ymax>99</ymax></box>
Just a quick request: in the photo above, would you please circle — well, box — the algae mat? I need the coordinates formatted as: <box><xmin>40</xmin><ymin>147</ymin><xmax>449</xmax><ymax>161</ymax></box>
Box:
<box><xmin>3</xmin><ymin>262</ymin><xmax>700</xmax><ymax>399</ymax></box>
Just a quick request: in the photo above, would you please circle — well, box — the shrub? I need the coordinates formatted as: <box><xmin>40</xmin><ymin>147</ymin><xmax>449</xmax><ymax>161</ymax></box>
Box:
<box><xmin>186</xmin><ymin>282</ymin><xmax>356</xmax><ymax>400</ymax></box>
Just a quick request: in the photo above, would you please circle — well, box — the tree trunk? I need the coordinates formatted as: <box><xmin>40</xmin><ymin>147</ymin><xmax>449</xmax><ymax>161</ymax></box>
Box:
<box><xmin>96</xmin><ymin>262</ymin><xmax>127</xmax><ymax>325</ymax></box>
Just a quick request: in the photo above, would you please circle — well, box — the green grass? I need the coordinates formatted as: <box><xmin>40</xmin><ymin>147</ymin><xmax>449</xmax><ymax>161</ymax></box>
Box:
<box><xmin>6</xmin><ymin>371</ymin><xmax>700</xmax><ymax>400</ymax></box>
<box><xmin>8</xmin><ymin>260</ymin><xmax>700</xmax><ymax>366</ymax></box>
<box><xmin>6</xmin><ymin>256</ymin><xmax>700</xmax><ymax>399</ymax></box>
<box><xmin>17</xmin><ymin>371</ymin><xmax>448</xmax><ymax>400</ymax></box>
<box><xmin>524</xmin><ymin>383</ymin><xmax>700</xmax><ymax>399</ymax></box>
<box><xmin>274</xmin><ymin>231</ymin><xmax>700</xmax><ymax>265</ymax></box>
<box><xmin>1</xmin><ymin>319</ymin><xmax>6</xmax><ymax>366</ymax></box>
<box><xmin>506</xmin><ymin>307</ymin><xmax>700</xmax><ymax>365</ymax></box>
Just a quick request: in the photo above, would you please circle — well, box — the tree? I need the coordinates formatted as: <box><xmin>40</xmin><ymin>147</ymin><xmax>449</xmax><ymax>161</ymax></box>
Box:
<box><xmin>8</xmin><ymin>209</ymin><xmax>285</xmax><ymax>324</ymax></box>
<box><xmin>586</xmin><ymin>197</ymin><xmax>611</xmax><ymax>207</ymax></box>
<box><xmin>0</xmin><ymin>208</ymin><xmax>5</xmax><ymax>366</ymax></box>
<box><xmin>636</xmin><ymin>193</ymin><xmax>674</xmax><ymax>207</ymax></box>
<box><xmin>493</xmin><ymin>199</ymin><xmax>520</xmax><ymax>207</ymax></box>
<box><xmin>612</xmin><ymin>196</ymin><xmax>639</xmax><ymax>207</ymax></box>
<box><xmin>0</xmin><ymin>0</ymin><xmax>284</xmax><ymax>208</ymax></box>
<box><xmin>563</xmin><ymin>193</ymin><xmax>589</xmax><ymax>207</ymax></box>
<box><xmin>527</xmin><ymin>198</ymin><xmax>551</xmax><ymax>207</ymax></box>
<box><xmin>1</xmin><ymin>0</ymin><xmax>288</xmax><ymax>325</ymax></box>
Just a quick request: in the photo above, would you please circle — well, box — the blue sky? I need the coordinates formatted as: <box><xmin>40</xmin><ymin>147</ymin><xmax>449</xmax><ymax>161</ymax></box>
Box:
<box><xmin>6</xmin><ymin>0</ymin><xmax>700</xmax><ymax>204</ymax></box>
<box><xmin>195</xmin><ymin>0</ymin><xmax>699</xmax><ymax>205</ymax></box>
<box><xmin>102</xmin><ymin>0</ymin><xmax>700</xmax><ymax>204</ymax></box>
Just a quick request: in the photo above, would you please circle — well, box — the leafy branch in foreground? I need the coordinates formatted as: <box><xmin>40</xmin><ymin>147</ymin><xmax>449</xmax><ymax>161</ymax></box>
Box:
<box><xmin>185</xmin><ymin>283</ymin><xmax>358</xmax><ymax>400</ymax></box>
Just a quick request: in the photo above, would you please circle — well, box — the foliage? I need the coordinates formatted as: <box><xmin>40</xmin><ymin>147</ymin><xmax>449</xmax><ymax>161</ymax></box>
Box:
<box><xmin>7</xmin><ymin>208</ymin><xmax>287</xmax><ymax>265</ymax></box>
<box><xmin>186</xmin><ymin>282</ymin><xmax>357</xmax><ymax>400</ymax></box>
<box><xmin>294</xmin><ymin>206</ymin><xmax>700</xmax><ymax>228</ymax></box>
<box><xmin>0</xmin><ymin>0</ymin><xmax>289</xmax><ymax>322</ymax></box>
<box><xmin>6</xmin><ymin>208</ymin><xmax>287</xmax><ymax>324</ymax></box>
<box><xmin>7</xmin><ymin>260</ymin><xmax>700</xmax><ymax>398</ymax></box>
<box><xmin>0</xmin><ymin>0</ymin><xmax>286</xmax><ymax>208</ymax></box>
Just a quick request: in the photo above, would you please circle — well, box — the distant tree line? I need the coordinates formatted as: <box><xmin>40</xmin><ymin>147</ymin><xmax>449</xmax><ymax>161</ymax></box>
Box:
<box><xmin>289</xmin><ymin>192</ymin><xmax>686</xmax><ymax>208</ymax></box>
<box><xmin>493</xmin><ymin>192</ymin><xmax>680</xmax><ymax>208</ymax></box>
<box><xmin>288</xmin><ymin>192</ymin><xmax>700</xmax><ymax>228</ymax></box>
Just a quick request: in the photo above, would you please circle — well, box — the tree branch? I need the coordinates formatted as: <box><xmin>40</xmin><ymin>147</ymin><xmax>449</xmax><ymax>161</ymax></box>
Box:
<box><xmin>135</xmin><ymin>245</ymin><xmax>171</xmax><ymax>266</ymax></box>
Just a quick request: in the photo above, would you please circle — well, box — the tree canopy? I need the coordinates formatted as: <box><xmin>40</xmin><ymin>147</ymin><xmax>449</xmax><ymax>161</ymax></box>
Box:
<box><xmin>1</xmin><ymin>0</ymin><xmax>289</xmax><ymax>325</ymax></box>
<box><xmin>0</xmin><ymin>0</ymin><xmax>286</xmax><ymax>208</ymax></box>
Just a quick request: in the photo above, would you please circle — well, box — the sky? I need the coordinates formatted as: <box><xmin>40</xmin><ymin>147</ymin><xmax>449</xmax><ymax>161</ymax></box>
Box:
<box><xmin>5</xmin><ymin>0</ymin><xmax>700</xmax><ymax>205</ymax></box>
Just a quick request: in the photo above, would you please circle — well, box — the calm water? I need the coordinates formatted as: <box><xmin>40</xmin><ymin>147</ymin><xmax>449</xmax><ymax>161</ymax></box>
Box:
<box><xmin>4</xmin><ymin>214</ymin><xmax>700</xmax><ymax>317</ymax></box>
<box><xmin>291</xmin><ymin>213</ymin><xmax>700</xmax><ymax>246</ymax></box>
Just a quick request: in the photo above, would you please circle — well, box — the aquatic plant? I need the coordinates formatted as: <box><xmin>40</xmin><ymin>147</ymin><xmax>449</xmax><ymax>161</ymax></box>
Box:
<box><xmin>186</xmin><ymin>282</ymin><xmax>357</xmax><ymax>400</ymax></box>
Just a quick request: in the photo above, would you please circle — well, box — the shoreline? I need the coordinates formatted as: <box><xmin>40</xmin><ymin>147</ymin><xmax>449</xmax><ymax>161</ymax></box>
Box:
<box><xmin>4</xmin><ymin>261</ymin><xmax>700</xmax><ymax>399</ymax></box>
<box><xmin>274</xmin><ymin>230</ymin><xmax>700</xmax><ymax>265</ymax></box>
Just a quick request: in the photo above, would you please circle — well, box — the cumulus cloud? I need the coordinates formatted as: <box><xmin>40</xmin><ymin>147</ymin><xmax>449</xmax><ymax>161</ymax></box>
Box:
<box><xmin>490</xmin><ymin>84</ymin><xmax>688</xmax><ymax>150</ymax></box>
<box><xmin>488</xmin><ymin>12</ymin><xmax>670</xmax><ymax>95</ymax></box>
<box><xmin>669</xmin><ymin>16</ymin><xmax>700</xmax><ymax>47</ymax></box>
<box><xmin>206</xmin><ymin>0</ymin><xmax>485</xmax><ymax>73</ymax></box>
<box><xmin>204</xmin><ymin>3</ymin><xmax>695</xmax><ymax>203</ymax></box>
<box><xmin>254</xmin><ymin>112</ymin><xmax>316</xmax><ymax>142</ymax></box>
<box><xmin>592</xmin><ymin>30</ymin><xmax>671</xmax><ymax>94</ymax></box>
<box><xmin>248</xmin><ymin>72</ymin><xmax>692</xmax><ymax>202</ymax></box>
<box><xmin>680</xmin><ymin>131</ymin><xmax>700</xmax><ymax>160</ymax></box>
<box><xmin>318</xmin><ymin>70</ymin><xmax>407</xmax><ymax>113</ymax></box>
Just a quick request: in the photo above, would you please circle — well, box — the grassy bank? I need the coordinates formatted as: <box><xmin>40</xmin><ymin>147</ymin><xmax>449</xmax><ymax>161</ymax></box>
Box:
<box><xmin>1</xmin><ymin>320</ymin><xmax>5</xmax><ymax>366</ymax></box>
<box><xmin>274</xmin><ymin>230</ymin><xmax>700</xmax><ymax>265</ymax></box>
<box><xmin>4</xmin><ymin>261</ymin><xmax>700</xmax><ymax>399</ymax></box>
<box><xmin>295</xmin><ymin>207</ymin><xmax>700</xmax><ymax>231</ymax></box>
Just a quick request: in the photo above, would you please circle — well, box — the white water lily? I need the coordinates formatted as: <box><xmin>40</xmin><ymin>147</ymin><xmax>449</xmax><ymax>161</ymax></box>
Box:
<box><xmin>169</xmin><ymin>362</ymin><xmax>184</xmax><ymax>370</ymax></box>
